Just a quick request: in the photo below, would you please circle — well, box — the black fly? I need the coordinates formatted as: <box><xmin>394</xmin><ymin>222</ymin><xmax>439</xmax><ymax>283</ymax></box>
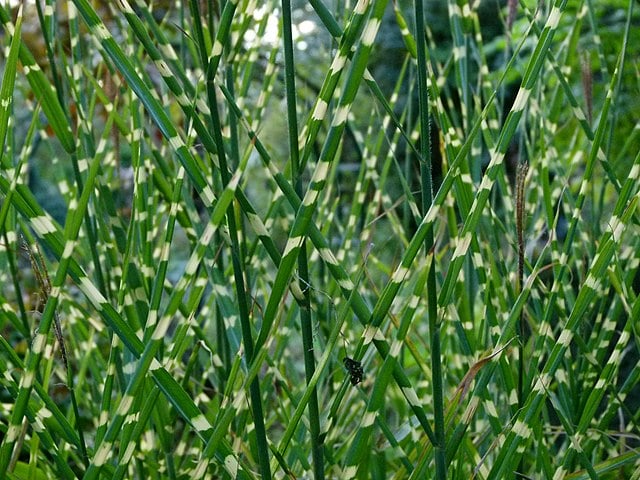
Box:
<box><xmin>343</xmin><ymin>357</ymin><xmax>363</xmax><ymax>386</ymax></box>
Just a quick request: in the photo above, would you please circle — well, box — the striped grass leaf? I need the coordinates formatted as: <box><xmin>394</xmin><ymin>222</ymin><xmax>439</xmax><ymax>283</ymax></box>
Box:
<box><xmin>0</xmin><ymin>0</ymin><xmax>638</xmax><ymax>477</ymax></box>
<box><xmin>0</xmin><ymin>5</ymin><xmax>74</xmax><ymax>154</ymax></box>
<box><xmin>0</xmin><ymin>4</ymin><xmax>21</xmax><ymax>167</ymax></box>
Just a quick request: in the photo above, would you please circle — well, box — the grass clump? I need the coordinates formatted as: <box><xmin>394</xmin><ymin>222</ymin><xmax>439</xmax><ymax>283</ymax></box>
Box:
<box><xmin>0</xmin><ymin>0</ymin><xmax>639</xmax><ymax>478</ymax></box>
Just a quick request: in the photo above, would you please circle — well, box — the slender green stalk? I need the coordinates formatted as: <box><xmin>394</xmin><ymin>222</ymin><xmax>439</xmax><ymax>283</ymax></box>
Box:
<box><xmin>202</xmin><ymin>3</ymin><xmax>272</xmax><ymax>477</ymax></box>
<box><xmin>0</xmin><ymin>1</ymin><xmax>637</xmax><ymax>477</ymax></box>
<box><xmin>282</xmin><ymin>0</ymin><xmax>324</xmax><ymax>478</ymax></box>
<box><xmin>414</xmin><ymin>0</ymin><xmax>445</xmax><ymax>477</ymax></box>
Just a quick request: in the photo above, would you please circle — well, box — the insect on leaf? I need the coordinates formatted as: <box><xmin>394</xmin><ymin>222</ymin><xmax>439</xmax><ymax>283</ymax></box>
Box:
<box><xmin>343</xmin><ymin>357</ymin><xmax>363</xmax><ymax>386</ymax></box>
